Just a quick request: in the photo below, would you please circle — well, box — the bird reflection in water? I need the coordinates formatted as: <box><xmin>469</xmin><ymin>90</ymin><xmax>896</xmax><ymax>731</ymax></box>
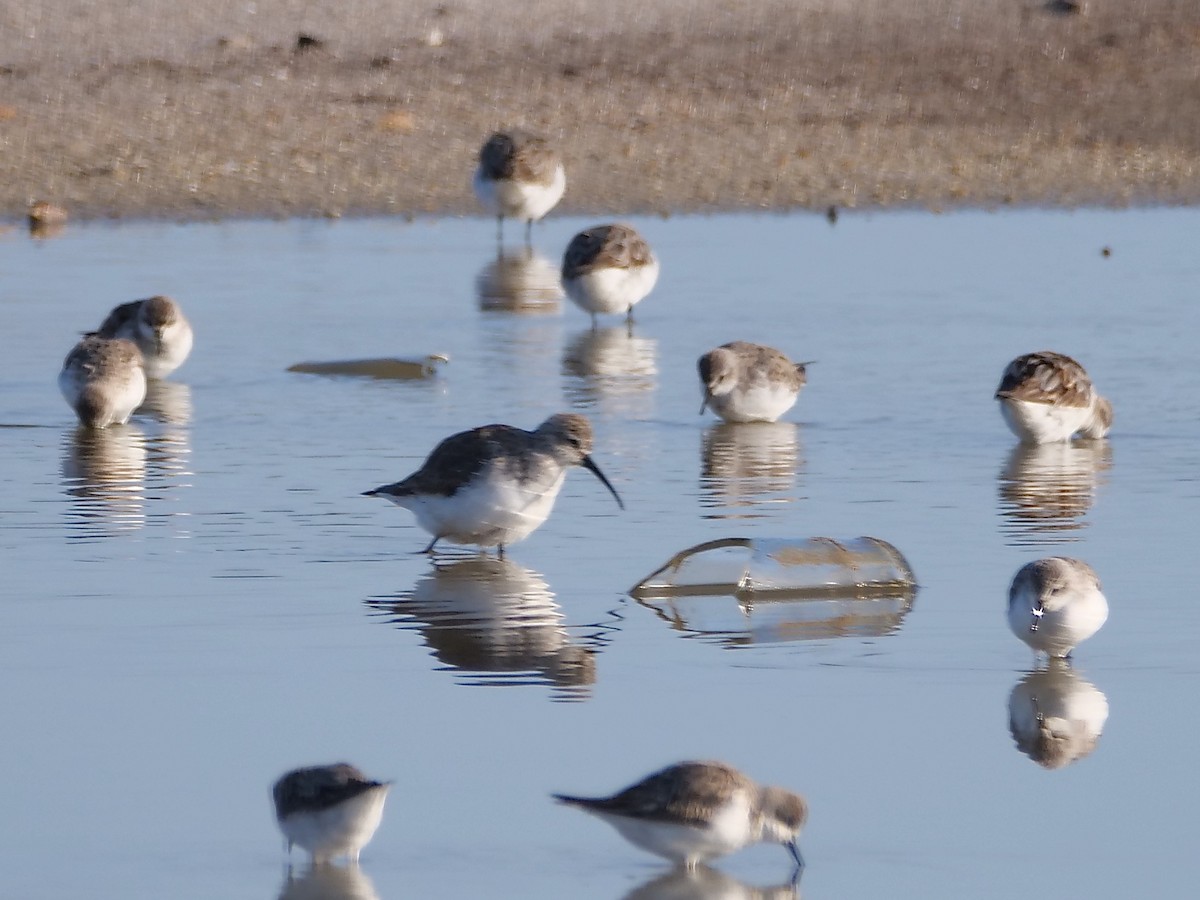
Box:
<box><xmin>700</xmin><ymin>422</ymin><xmax>803</xmax><ymax>519</ymax></box>
<box><xmin>61</xmin><ymin>424</ymin><xmax>147</xmax><ymax>538</ymax></box>
<box><xmin>277</xmin><ymin>862</ymin><xmax>379</xmax><ymax>900</ymax></box>
<box><xmin>997</xmin><ymin>440</ymin><xmax>1112</xmax><ymax>546</ymax></box>
<box><xmin>366</xmin><ymin>556</ymin><xmax>606</xmax><ymax>700</ymax></box>
<box><xmin>562</xmin><ymin>324</ymin><xmax>658</xmax><ymax>418</ymax></box>
<box><xmin>623</xmin><ymin>864</ymin><xmax>799</xmax><ymax>900</ymax></box>
<box><xmin>475</xmin><ymin>246</ymin><xmax>563</xmax><ymax>313</ymax></box>
<box><xmin>1008</xmin><ymin>660</ymin><xmax>1109</xmax><ymax>769</ymax></box>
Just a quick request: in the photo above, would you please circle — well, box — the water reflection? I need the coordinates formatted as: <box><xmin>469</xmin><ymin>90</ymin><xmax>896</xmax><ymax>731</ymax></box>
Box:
<box><xmin>61</xmin><ymin>424</ymin><xmax>147</xmax><ymax>537</ymax></box>
<box><xmin>366</xmin><ymin>556</ymin><xmax>603</xmax><ymax>700</ymax></box>
<box><xmin>997</xmin><ymin>441</ymin><xmax>1112</xmax><ymax>546</ymax></box>
<box><xmin>1008</xmin><ymin>661</ymin><xmax>1109</xmax><ymax>769</ymax></box>
<box><xmin>638</xmin><ymin>589</ymin><xmax>916</xmax><ymax>647</ymax></box>
<box><xmin>562</xmin><ymin>324</ymin><xmax>658</xmax><ymax>417</ymax></box>
<box><xmin>475</xmin><ymin>247</ymin><xmax>563</xmax><ymax>312</ymax></box>
<box><xmin>277</xmin><ymin>863</ymin><xmax>379</xmax><ymax>900</ymax></box>
<box><xmin>623</xmin><ymin>865</ymin><xmax>799</xmax><ymax>900</ymax></box>
<box><xmin>138</xmin><ymin>379</ymin><xmax>192</xmax><ymax>425</ymax></box>
<box><xmin>700</xmin><ymin>422</ymin><xmax>802</xmax><ymax>518</ymax></box>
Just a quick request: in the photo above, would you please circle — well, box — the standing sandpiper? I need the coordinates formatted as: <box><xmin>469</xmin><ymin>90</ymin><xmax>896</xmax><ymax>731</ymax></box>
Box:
<box><xmin>553</xmin><ymin>760</ymin><xmax>806</xmax><ymax>871</ymax></box>
<box><xmin>995</xmin><ymin>351</ymin><xmax>1111</xmax><ymax>444</ymax></box>
<box><xmin>92</xmin><ymin>295</ymin><xmax>194</xmax><ymax>379</ymax></box>
<box><xmin>1007</xmin><ymin>557</ymin><xmax>1108</xmax><ymax>659</ymax></box>
<box><xmin>363</xmin><ymin>413</ymin><xmax>623</xmax><ymax>557</ymax></box>
<box><xmin>698</xmin><ymin>342</ymin><xmax>808</xmax><ymax>424</ymax></box>
<box><xmin>473</xmin><ymin>130</ymin><xmax>566</xmax><ymax>245</ymax></box>
<box><xmin>58</xmin><ymin>335</ymin><xmax>147</xmax><ymax>428</ymax></box>
<box><xmin>272</xmin><ymin>763</ymin><xmax>392</xmax><ymax>865</ymax></box>
<box><xmin>562</xmin><ymin>223</ymin><xmax>660</xmax><ymax>323</ymax></box>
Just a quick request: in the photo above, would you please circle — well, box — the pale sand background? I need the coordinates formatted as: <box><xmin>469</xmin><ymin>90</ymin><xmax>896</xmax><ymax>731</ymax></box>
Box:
<box><xmin>2</xmin><ymin>0</ymin><xmax>1198</xmax><ymax>220</ymax></box>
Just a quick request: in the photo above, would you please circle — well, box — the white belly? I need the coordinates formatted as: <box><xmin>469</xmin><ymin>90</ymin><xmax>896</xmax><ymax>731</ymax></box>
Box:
<box><xmin>280</xmin><ymin>787</ymin><xmax>389</xmax><ymax>862</ymax></box>
<box><xmin>396</xmin><ymin>468</ymin><xmax>568</xmax><ymax>547</ymax></box>
<box><xmin>1008</xmin><ymin>584</ymin><xmax>1109</xmax><ymax>657</ymax></box>
<box><xmin>473</xmin><ymin>165</ymin><xmax>566</xmax><ymax>222</ymax></box>
<box><xmin>58</xmin><ymin>367</ymin><xmax>147</xmax><ymax>428</ymax></box>
<box><xmin>708</xmin><ymin>382</ymin><xmax>799</xmax><ymax>424</ymax></box>
<box><xmin>564</xmin><ymin>259</ymin><xmax>660</xmax><ymax>316</ymax></box>
<box><xmin>999</xmin><ymin>398</ymin><xmax>1093</xmax><ymax>444</ymax></box>
<box><xmin>596</xmin><ymin>794</ymin><xmax>755</xmax><ymax>864</ymax></box>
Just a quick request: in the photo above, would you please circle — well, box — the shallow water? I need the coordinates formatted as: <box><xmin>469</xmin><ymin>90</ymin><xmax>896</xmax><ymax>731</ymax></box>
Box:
<box><xmin>2</xmin><ymin>208</ymin><xmax>1198</xmax><ymax>898</ymax></box>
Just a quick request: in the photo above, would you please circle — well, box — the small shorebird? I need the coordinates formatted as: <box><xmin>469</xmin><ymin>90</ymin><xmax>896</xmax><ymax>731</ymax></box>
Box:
<box><xmin>995</xmin><ymin>351</ymin><xmax>1111</xmax><ymax>444</ymax></box>
<box><xmin>562</xmin><ymin>223</ymin><xmax>660</xmax><ymax>323</ymax></box>
<box><xmin>1007</xmin><ymin>557</ymin><xmax>1108</xmax><ymax>659</ymax></box>
<box><xmin>363</xmin><ymin>413</ymin><xmax>623</xmax><ymax>557</ymax></box>
<box><xmin>272</xmin><ymin>763</ymin><xmax>392</xmax><ymax>864</ymax></box>
<box><xmin>58</xmin><ymin>335</ymin><xmax>147</xmax><ymax>428</ymax></box>
<box><xmin>473</xmin><ymin>130</ymin><xmax>566</xmax><ymax>245</ymax></box>
<box><xmin>92</xmin><ymin>295</ymin><xmax>194</xmax><ymax>379</ymax></box>
<box><xmin>553</xmin><ymin>760</ymin><xmax>806</xmax><ymax>870</ymax></box>
<box><xmin>698</xmin><ymin>342</ymin><xmax>808</xmax><ymax>424</ymax></box>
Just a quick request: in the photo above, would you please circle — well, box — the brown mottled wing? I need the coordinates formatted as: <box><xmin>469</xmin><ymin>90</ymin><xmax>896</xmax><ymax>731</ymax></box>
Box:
<box><xmin>995</xmin><ymin>351</ymin><xmax>1093</xmax><ymax>407</ymax></box>
<box><xmin>94</xmin><ymin>300</ymin><xmax>143</xmax><ymax>338</ymax></box>
<box><xmin>724</xmin><ymin>342</ymin><xmax>804</xmax><ymax>392</ymax></box>
<box><xmin>560</xmin><ymin>762</ymin><xmax>747</xmax><ymax>826</ymax></box>
<box><xmin>385</xmin><ymin>424</ymin><xmax>529</xmax><ymax>497</ymax></box>
<box><xmin>480</xmin><ymin>131</ymin><xmax>559</xmax><ymax>185</ymax></box>
<box><xmin>563</xmin><ymin>225</ymin><xmax>652</xmax><ymax>279</ymax></box>
<box><xmin>273</xmin><ymin>764</ymin><xmax>384</xmax><ymax>819</ymax></box>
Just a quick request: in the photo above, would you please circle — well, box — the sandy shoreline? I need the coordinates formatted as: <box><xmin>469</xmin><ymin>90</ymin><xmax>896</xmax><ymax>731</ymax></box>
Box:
<box><xmin>2</xmin><ymin>0</ymin><xmax>1199</xmax><ymax>222</ymax></box>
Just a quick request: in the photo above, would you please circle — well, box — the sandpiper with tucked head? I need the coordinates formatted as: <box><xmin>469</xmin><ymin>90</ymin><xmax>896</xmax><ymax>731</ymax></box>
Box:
<box><xmin>473</xmin><ymin>130</ymin><xmax>566</xmax><ymax>245</ymax></box>
<box><xmin>995</xmin><ymin>351</ymin><xmax>1111</xmax><ymax>444</ymax></box>
<box><xmin>59</xmin><ymin>335</ymin><xmax>147</xmax><ymax>428</ymax></box>
<box><xmin>93</xmin><ymin>295</ymin><xmax>194</xmax><ymax>379</ymax></box>
<box><xmin>562</xmin><ymin>223</ymin><xmax>660</xmax><ymax>323</ymax></box>
<box><xmin>364</xmin><ymin>413</ymin><xmax>623</xmax><ymax>557</ymax></box>
<box><xmin>698</xmin><ymin>342</ymin><xmax>807</xmax><ymax>424</ymax></box>
<box><xmin>1008</xmin><ymin>557</ymin><xmax>1108</xmax><ymax>659</ymax></box>
<box><xmin>272</xmin><ymin>763</ymin><xmax>391</xmax><ymax>864</ymax></box>
<box><xmin>553</xmin><ymin>760</ymin><xmax>806</xmax><ymax>871</ymax></box>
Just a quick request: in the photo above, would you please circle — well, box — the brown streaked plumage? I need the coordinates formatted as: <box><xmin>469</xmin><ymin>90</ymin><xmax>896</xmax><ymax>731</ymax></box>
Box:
<box><xmin>58</xmin><ymin>334</ymin><xmax>147</xmax><ymax>428</ymax></box>
<box><xmin>699</xmin><ymin>342</ymin><xmax>808</xmax><ymax>424</ymax></box>
<box><xmin>553</xmin><ymin>760</ymin><xmax>807</xmax><ymax>869</ymax></box>
<box><xmin>995</xmin><ymin>351</ymin><xmax>1095</xmax><ymax>408</ymax></box>
<box><xmin>995</xmin><ymin>351</ymin><xmax>1111</xmax><ymax>443</ymax></box>
<box><xmin>91</xmin><ymin>295</ymin><xmax>194</xmax><ymax>379</ymax></box>
<box><xmin>562</xmin><ymin>223</ymin><xmax>661</xmax><ymax>321</ymax></box>
<box><xmin>474</xmin><ymin>130</ymin><xmax>566</xmax><ymax>245</ymax></box>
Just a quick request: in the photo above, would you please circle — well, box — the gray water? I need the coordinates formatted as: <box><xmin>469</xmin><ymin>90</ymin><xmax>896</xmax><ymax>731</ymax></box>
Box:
<box><xmin>2</xmin><ymin>208</ymin><xmax>1198</xmax><ymax>899</ymax></box>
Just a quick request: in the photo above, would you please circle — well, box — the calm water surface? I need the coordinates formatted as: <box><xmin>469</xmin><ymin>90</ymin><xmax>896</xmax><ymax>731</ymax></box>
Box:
<box><xmin>2</xmin><ymin>209</ymin><xmax>1198</xmax><ymax>899</ymax></box>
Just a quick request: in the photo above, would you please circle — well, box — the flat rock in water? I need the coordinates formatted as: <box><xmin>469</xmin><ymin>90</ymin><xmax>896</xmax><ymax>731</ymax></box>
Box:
<box><xmin>287</xmin><ymin>355</ymin><xmax>448</xmax><ymax>380</ymax></box>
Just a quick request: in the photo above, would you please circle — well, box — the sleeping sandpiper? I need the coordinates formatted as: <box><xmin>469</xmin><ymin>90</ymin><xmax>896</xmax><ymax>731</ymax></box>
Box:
<box><xmin>1007</xmin><ymin>557</ymin><xmax>1109</xmax><ymax>659</ymax></box>
<box><xmin>562</xmin><ymin>223</ymin><xmax>660</xmax><ymax>323</ymax></box>
<box><xmin>363</xmin><ymin>413</ymin><xmax>623</xmax><ymax>557</ymax></box>
<box><xmin>92</xmin><ymin>295</ymin><xmax>194</xmax><ymax>379</ymax></box>
<box><xmin>553</xmin><ymin>760</ymin><xmax>806</xmax><ymax>871</ymax></box>
<box><xmin>272</xmin><ymin>763</ymin><xmax>391</xmax><ymax>865</ymax></box>
<box><xmin>995</xmin><ymin>351</ymin><xmax>1111</xmax><ymax>444</ymax></box>
<box><xmin>58</xmin><ymin>334</ymin><xmax>147</xmax><ymax>428</ymax></box>
<box><xmin>473</xmin><ymin>130</ymin><xmax>566</xmax><ymax>245</ymax></box>
<box><xmin>698</xmin><ymin>342</ymin><xmax>808</xmax><ymax>424</ymax></box>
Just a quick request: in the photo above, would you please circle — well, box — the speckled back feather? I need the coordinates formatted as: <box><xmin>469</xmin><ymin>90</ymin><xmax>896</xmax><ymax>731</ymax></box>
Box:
<box><xmin>562</xmin><ymin>224</ymin><xmax>655</xmax><ymax>279</ymax></box>
<box><xmin>478</xmin><ymin>131</ymin><xmax>561</xmax><ymax>186</ymax></box>
<box><xmin>995</xmin><ymin>351</ymin><xmax>1094</xmax><ymax>408</ymax></box>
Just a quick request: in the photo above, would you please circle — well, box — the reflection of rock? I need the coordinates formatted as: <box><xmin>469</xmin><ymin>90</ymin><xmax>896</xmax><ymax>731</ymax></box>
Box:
<box><xmin>278</xmin><ymin>863</ymin><xmax>380</xmax><ymax>900</ymax></box>
<box><xmin>61</xmin><ymin>424</ymin><xmax>146</xmax><ymax>537</ymax></box>
<box><xmin>561</xmin><ymin>325</ymin><xmax>657</xmax><ymax>416</ymax></box>
<box><xmin>997</xmin><ymin>441</ymin><xmax>1111</xmax><ymax>545</ymax></box>
<box><xmin>475</xmin><ymin>247</ymin><xmax>563</xmax><ymax>312</ymax></box>
<box><xmin>366</xmin><ymin>557</ymin><xmax>596</xmax><ymax>698</ymax></box>
<box><xmin>700</xmin><ymin>422</ymin><xmax>801</xmax><ymax>518</ymax></box>
<box><xmin>623</xmin><ymin>865</ymin><xmax>799</xmax><ymax>900</ymax></box>
<box><xmin>1008</xmin><ymin>661</ymin><xmax>1109</xmax><ymax>769</ymax></box>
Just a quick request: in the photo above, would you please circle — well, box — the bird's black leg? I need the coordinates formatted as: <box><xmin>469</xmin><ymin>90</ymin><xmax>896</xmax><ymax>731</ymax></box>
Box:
<box><xmin>420</xmin><ymin>536</ymin><xmax>440</xmax><ymax>554</ymax></box>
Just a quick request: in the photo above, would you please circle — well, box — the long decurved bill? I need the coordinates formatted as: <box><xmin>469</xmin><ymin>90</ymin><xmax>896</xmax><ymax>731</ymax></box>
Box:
<box><xmin>581</xmin><ymin>455</ymin><xmax>624</xmax><ymax>510</ymax></box>
<box><xmin>786</xmin><ymin>839</ymin><xmax>805</xmax><ymax>868</ymax></box>
<box><xmin>698</xmin><ymin>391</ymin><xmax>711</xmax><ymax>415</ymax></box>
